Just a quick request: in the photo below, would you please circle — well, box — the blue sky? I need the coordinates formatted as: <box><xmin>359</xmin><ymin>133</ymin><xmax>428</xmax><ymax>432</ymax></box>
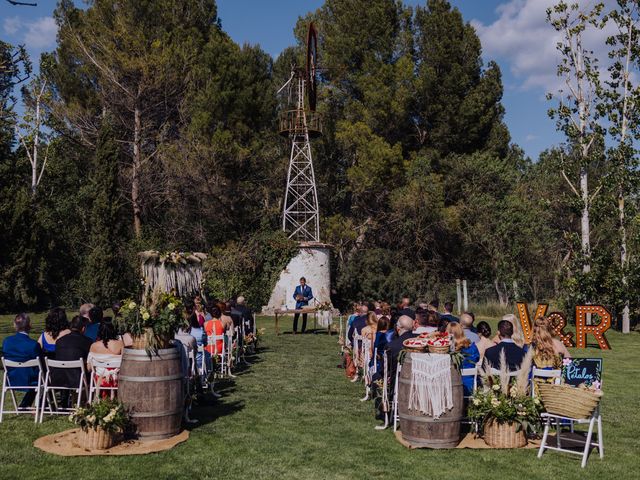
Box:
<box><xmin>0</xmin><ymin>0</ymin><xmax>567</xmax><ymax>160</ymax></box>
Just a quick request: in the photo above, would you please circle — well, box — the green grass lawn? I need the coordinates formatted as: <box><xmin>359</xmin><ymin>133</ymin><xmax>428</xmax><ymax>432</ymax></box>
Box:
<box><xmin>0</xmin><ymin>314</ymin><xmax>638</xmax><ymax>480</ymax></box>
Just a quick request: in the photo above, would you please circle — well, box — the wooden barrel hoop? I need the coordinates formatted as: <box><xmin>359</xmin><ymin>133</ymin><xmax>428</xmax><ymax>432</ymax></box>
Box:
<box><xmin>398</xmin><ymin>353</ymin><xmax>463</xmax><ymax>449</ymax></box>
<box><xmin>118</xmin><ymin>346</ymin><xmax>183</xmax><ymax>441</ymax></box>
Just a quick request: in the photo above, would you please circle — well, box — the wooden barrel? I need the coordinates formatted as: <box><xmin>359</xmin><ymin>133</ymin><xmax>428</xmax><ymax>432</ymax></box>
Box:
<box><xmin>118</xmin><ymin>347</ymin><xmax>183</xmax><ymax>441</ymax></box>
<box><xmin>398</xmin><ymin>353</ymin><xmax>463</xmax><ymax>448</ymax></box>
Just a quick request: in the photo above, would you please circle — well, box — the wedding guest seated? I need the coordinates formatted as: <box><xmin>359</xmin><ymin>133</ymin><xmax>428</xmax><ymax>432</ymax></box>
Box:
<box><xmin>111</xmin><ymin>301</ymin><xmax>122</xmax><ymax>319</ymax></box>
<box><xmin>220</xmin><ymin>302</ymin><xmax>235</xmax><ymax>336</ymax></box>
<box><xmin>185</xmin><ymin>304</ymin><xmax>206</xmax><ymax>370</ymax></box>
<box><xmin>347</xmin><ymin>304</ymin><xmax>369</xmax><ymax>345</ymax></box>
<box><xmin>475</xmin><ymin>321</ymin><xmax>495</xmax><ymax>360</ymax></box>
<box><xmin>440</xmin><ymin>301</ymin><xmax>459</xmax><ymax>323</ymax></box>
<box><xmin>412</xmin><ymin>307</ymin><xmax>428</xmax><ymax>334</ymax></box>
<box><xmin>460</xmin><ymin>312</ymin><xmax>480</xmax><ymax>344</ymax></box>
<box><xmin>235</xmin><ymin>296</ymin><xmax>254</xmax><ymax>335</ymax></box>
<box><xmin>531</xmin><ymin>316</ymin><xmax>571</xmax><ymax>369</ymax></box>
<box><xmin>427</xmin><ymin>299</ymin><xmax>439</xmax><ymax>314</ymax></box>
<box><xmin>361</xmin><ymin>311</ymin><xmax>378</xmax><ymax>346</ymax></box>
<box><xmin>52</xmin><ymin>315</ymin><xmax>92</xmax><ymax>407</ymax></box>
<box><xmin>79</xmin><ymin>303</ymin><xmax>94</xmax><ymax>324</ymax></box>
<box><xmin>414</xmin><ymin>309</ymin><xmax>438</xmax><ymax>334</ymax></box>
<box><xmin>175</xmin><ymin>321</ymin><xmax>198</xmax><ymax>390</ymax></box>
<box><xmin>492</xmin><ymin>313</ymin><xmax>525</xmax><ymax>348</ymax></box>
<box><xmin>346</xmin><ymin>303</ymin><xmax>360</xmax><ymax>327</ymax></box>
<box><xmin>378</xmin><ymin>302</ymin><xmax>391</xmax><ymax>319</ymax></box>
<box><xmin>87</xmin><ymin>318</ymin><xmax>123</xmax><ymax>396</ymax></box>
<box><xmin>194</xmin><ymin>295</ymin><xmax>206</xmax><ymax>327</ymax></box>
<box><xmin>397</xmin><ymin>297</ymin><xmax>415</xmax><ymax>319</ymax></box>
<box><xmin>386</xmin><ymin>315</ymin><xmax>417</xmax><ymax>371</ymax></box>
<box><xmin>2</xmin><ymin>313</ymin><xmax>42</xmax><ymax>408</ymax></box>
<box><xmin>385</xmin><ymin>315</ymin><xmax>417</xmax><ymax>392</ymax></box>
<box><xmin>204</xmin><ymin>306</ymin><xmax>225</xmax><ymax>355</ymax></box>
<box><xmin>437</xmin><ymin>317</ymin><xmax>450</xmax><ymax>333</ymax></box>
<box><xmin>373</xmin><ymin>316</ymin><xmax>391</xmax><ymax>355</ymax></box>
<box><xmin>447</xmin><ymin>322</ymin><xmax>480</xmax><ymax>395</ymax></box>
<box><xmin>84</xmin><ymin>306</ymin><xmax>103</xmax><ymax>342</ymax></box>
<box><xmin>37</xmin><ymin>307</ymin><xmax>70</xmax><ymax>357</ymax></box>
<box><xmin>484</xmin><ymin>320</ymin><xmax>525</xmax><ymax>371</ymax></box>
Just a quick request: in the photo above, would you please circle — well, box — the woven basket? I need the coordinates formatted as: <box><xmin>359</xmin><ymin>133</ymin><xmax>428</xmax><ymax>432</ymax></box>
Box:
<box><xmin>78</xmin><ymin>427</ymin><xmax>118</xmax><ymax>450</ymax></box>
<box><xmin>428</xmin><ymin>345</ymin><xmax>450</xmax><ymax>354</ymax></box>
<box><xmin>130</xmin><ymin>330</ymin><xmax>172</xmax><ymax>350</ymax></box>
<box><xmin>404</xmin><ymin>346</ymin><xmax>427</xmax><ymax>353</ymax></box>
<box><xmin>538</xmin><ymin>384</ymin><xmax>602</xmax><ymax>419</ymax></box>
<box><xmin>483</xmin><ymin>418</ymin><xmax>527</xmax><ymax>448</ymax></box>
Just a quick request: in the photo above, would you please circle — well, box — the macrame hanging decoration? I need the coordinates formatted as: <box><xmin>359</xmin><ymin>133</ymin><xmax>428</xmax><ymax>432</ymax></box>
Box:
<box><xmin>408</xmin><ymin>353</ymin><xmax>454</xmax><ymax>418</ymax></box>
<box><xmin>139</xmin><ymin>251</ymin><xmax>207</xmax><ymax>303</ymax></box>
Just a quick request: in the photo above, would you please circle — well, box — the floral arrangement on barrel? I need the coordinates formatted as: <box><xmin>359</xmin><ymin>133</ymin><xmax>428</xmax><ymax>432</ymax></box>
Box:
<box><xmin>467</xmin><ymin>350</ymin><xmax>542</xmax><ymax>447</ymax></box>
<box><xmin>116</xmin><ymin>289</ymin><xmax>187</xmax><ymax>353</ymax></box>
<box><xmin>70</xmin><ymin>398</ymin><xmax>131</xmax><ymax>450</ymax></box>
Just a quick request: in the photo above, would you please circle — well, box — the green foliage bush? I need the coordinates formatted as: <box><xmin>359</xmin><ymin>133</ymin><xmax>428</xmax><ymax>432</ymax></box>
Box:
<box><xmin>203</xmin><ymin>230</ymin><xmax>298</xmax><ymax>310</ymax></box>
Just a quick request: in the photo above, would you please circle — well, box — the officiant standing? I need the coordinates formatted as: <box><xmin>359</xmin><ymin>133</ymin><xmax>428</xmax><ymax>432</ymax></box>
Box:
<box><xmin>293</xmin><ymin>277</ymin><xmax>313</xmax><ymax>334</ymax></box>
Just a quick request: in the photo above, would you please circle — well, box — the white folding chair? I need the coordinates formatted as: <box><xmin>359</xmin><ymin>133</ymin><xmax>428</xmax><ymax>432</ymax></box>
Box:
<box><xmin>490</xmin><ymin>367</ymin><xmax>521</xmax><ymax>379</ymax></box>
<box><xmin>40</xmin><ymin>358</ymin><xmax>88</xmax><ymax>422</ymax></box>
<box><xmin>538</xmin><ymin>407</ymin><xmax>603</xmax><ymax>468</ymax></box>
<box><xmin>392</xmin><ymin>360</ymin><xmax>402</xmax><ymax>432</ymax></box>
<box><xmin>351</xmin><ymin>334</ymin><xmax>363</xmax><ymax>382</ymax></box>
<box><xmin>207</xmin><ymin>335</ymin><xmax>228</xmax><ymax>378</ymax></box>
<box><xmin>0</xmin><ymin>357</ymin><xmax>43</xmax><ymax>423</ymax></box>
<box><xmin>374</xmin><ymin>351</ymin><xmax>390</xmax><ymax>430</ymax></box>
<box><xmin>188</xmin><ymin>348</ymin><xmax>197</xmax><ymax>378</ymax></box>
<box><xmin>529</xmin><ymin>368</ymin><xmax>567</xmax><ymax>433</ymax></box>
<box><xmin>360</xmin><ymin>339</ymin><xmax>373</xmax><ymax>401</ymax></box>
<box><xmin>531</xmin><ymin>368</ymin><xmax>562</xmax><ymax>396</ymax></box>
<box><xmin>88</xmin><ymin>358</ymin><xmax>121</xmax><ymax>402</ymax></box>
<box><xmin>461</xmin><ymin>366</ymin><xmax>479</xmax><ymax>433</ymax></box>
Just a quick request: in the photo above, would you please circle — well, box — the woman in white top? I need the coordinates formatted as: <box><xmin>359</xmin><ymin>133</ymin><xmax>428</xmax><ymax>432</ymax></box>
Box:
<box><xmin>87</xmin><ymin>319</ymin><xmax>123</xmax><ymax>397</ymax></box>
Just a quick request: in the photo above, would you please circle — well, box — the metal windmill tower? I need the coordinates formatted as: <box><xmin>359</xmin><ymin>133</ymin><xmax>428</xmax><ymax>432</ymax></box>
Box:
<box><xmin>278</xmin><ymin>23</ymin><xmax>322</xmax><ymax>243</ymax></box>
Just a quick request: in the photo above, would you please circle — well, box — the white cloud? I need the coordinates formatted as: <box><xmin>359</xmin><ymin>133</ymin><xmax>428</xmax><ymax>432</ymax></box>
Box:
<box><xmin>3</xmin><ymin>16</ymin><xmax>21</xmax><ymax>35</ymax></box>
<box><xmin>474</xmin><ymin>0</ymin><xmax>617</xmax><ymax>93</ymax></box>
<box><xmin>525</xmin><ymin>134</ymin><xmax>538</xmax><ymax>142</ymax></box>
<box><xmin>23</xmin><ymin>17</ymin><xmax>57</xmax><ymax>50</ymax></box>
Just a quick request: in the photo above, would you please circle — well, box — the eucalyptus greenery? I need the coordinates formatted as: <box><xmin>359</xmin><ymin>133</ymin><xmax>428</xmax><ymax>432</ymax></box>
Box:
<box><xmin>115</xmin><ymin>293</ymin><xmax>187</xmax><ymax>353</ymax></box>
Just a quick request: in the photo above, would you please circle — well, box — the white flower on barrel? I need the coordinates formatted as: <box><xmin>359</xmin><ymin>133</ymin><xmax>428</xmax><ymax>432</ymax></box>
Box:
<box><xmin>168</xmin><ymin>303</ymin><xmax>176</xmax><ymax>311</ymax></box>
<box><xmin>128</xmin><ymin>301</ymin><xmax>136</xmax><ymax>309</ymax></box>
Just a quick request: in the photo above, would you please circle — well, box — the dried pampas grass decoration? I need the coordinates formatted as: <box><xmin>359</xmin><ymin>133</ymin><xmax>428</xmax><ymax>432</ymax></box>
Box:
<box><xmin>478</xmin><ymin>346</ymin><xmax>534</xmax><ymax>396</ymax></box>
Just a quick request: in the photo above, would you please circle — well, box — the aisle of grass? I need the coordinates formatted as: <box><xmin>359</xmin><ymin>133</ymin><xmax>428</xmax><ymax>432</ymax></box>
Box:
<box><xmin>0</xmin><ymin>315</ymin><xmax>638</xmax><ymax>479</ymax></box>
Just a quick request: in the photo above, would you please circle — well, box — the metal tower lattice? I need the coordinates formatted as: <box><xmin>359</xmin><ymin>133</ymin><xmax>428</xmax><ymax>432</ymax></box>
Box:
<box><xmin>279</xmin><ymin>72</ymin><xmax>321</xmax><ymax>242</ymax></box>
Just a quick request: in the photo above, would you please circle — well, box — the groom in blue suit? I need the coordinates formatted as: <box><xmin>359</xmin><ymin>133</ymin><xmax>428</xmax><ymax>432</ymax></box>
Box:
<box><xmin>293</xmin><ymin>277</ymin><xmax>313</xmax><ymax>334</ymax></box>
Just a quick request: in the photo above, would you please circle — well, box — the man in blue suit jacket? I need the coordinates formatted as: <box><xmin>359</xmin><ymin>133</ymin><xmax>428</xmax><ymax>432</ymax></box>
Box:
<box><xmin>2</xmin><ymin>313</ymin><xmax>42</xmax><ymax>408</ymax></box>
<box><xmin>292</xmin><ymin>277</ymin><xmax>313</xmax><ymax>334</ymax></box>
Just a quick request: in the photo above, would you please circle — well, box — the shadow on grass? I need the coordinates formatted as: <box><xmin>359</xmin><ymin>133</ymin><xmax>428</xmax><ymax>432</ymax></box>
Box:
<box><xmin>187</xmin><ymin>399</ymin><xmax>245</xmax><ymax>430</ymax></box>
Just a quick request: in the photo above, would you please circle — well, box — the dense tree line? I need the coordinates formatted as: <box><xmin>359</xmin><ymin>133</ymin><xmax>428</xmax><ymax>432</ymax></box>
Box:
<box><xmin>0</xmin><ymin>0</ymin><xmax>638</xmax><ymax>329</ymax></box>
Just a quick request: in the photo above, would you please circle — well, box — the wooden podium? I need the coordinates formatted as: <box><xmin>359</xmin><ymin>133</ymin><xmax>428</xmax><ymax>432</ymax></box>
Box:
<box><xmin>274</xmin><ymin>307</ymin><xmax>318</xmax><ymax>335</ymax></box>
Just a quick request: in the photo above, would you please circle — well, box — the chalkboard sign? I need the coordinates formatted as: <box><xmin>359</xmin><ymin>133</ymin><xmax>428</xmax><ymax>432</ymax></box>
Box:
<box><xmin>562</xmin><ymin>358</ymin><xmax>603</xmax><ymax>389</ymax></box>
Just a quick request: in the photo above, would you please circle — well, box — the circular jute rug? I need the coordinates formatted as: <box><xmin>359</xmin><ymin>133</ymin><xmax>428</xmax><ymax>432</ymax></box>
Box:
<box><xmin>34</xmin><ymin>428</ymin><xmax>189</xmax><ymax>456</ymax></box>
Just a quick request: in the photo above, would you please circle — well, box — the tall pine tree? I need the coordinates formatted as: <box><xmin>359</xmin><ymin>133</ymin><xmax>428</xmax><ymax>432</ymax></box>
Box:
<box><xmin>78</xmin><ymin>118</ymin><xmax>127</xmax><ymax>306</ymax></box>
